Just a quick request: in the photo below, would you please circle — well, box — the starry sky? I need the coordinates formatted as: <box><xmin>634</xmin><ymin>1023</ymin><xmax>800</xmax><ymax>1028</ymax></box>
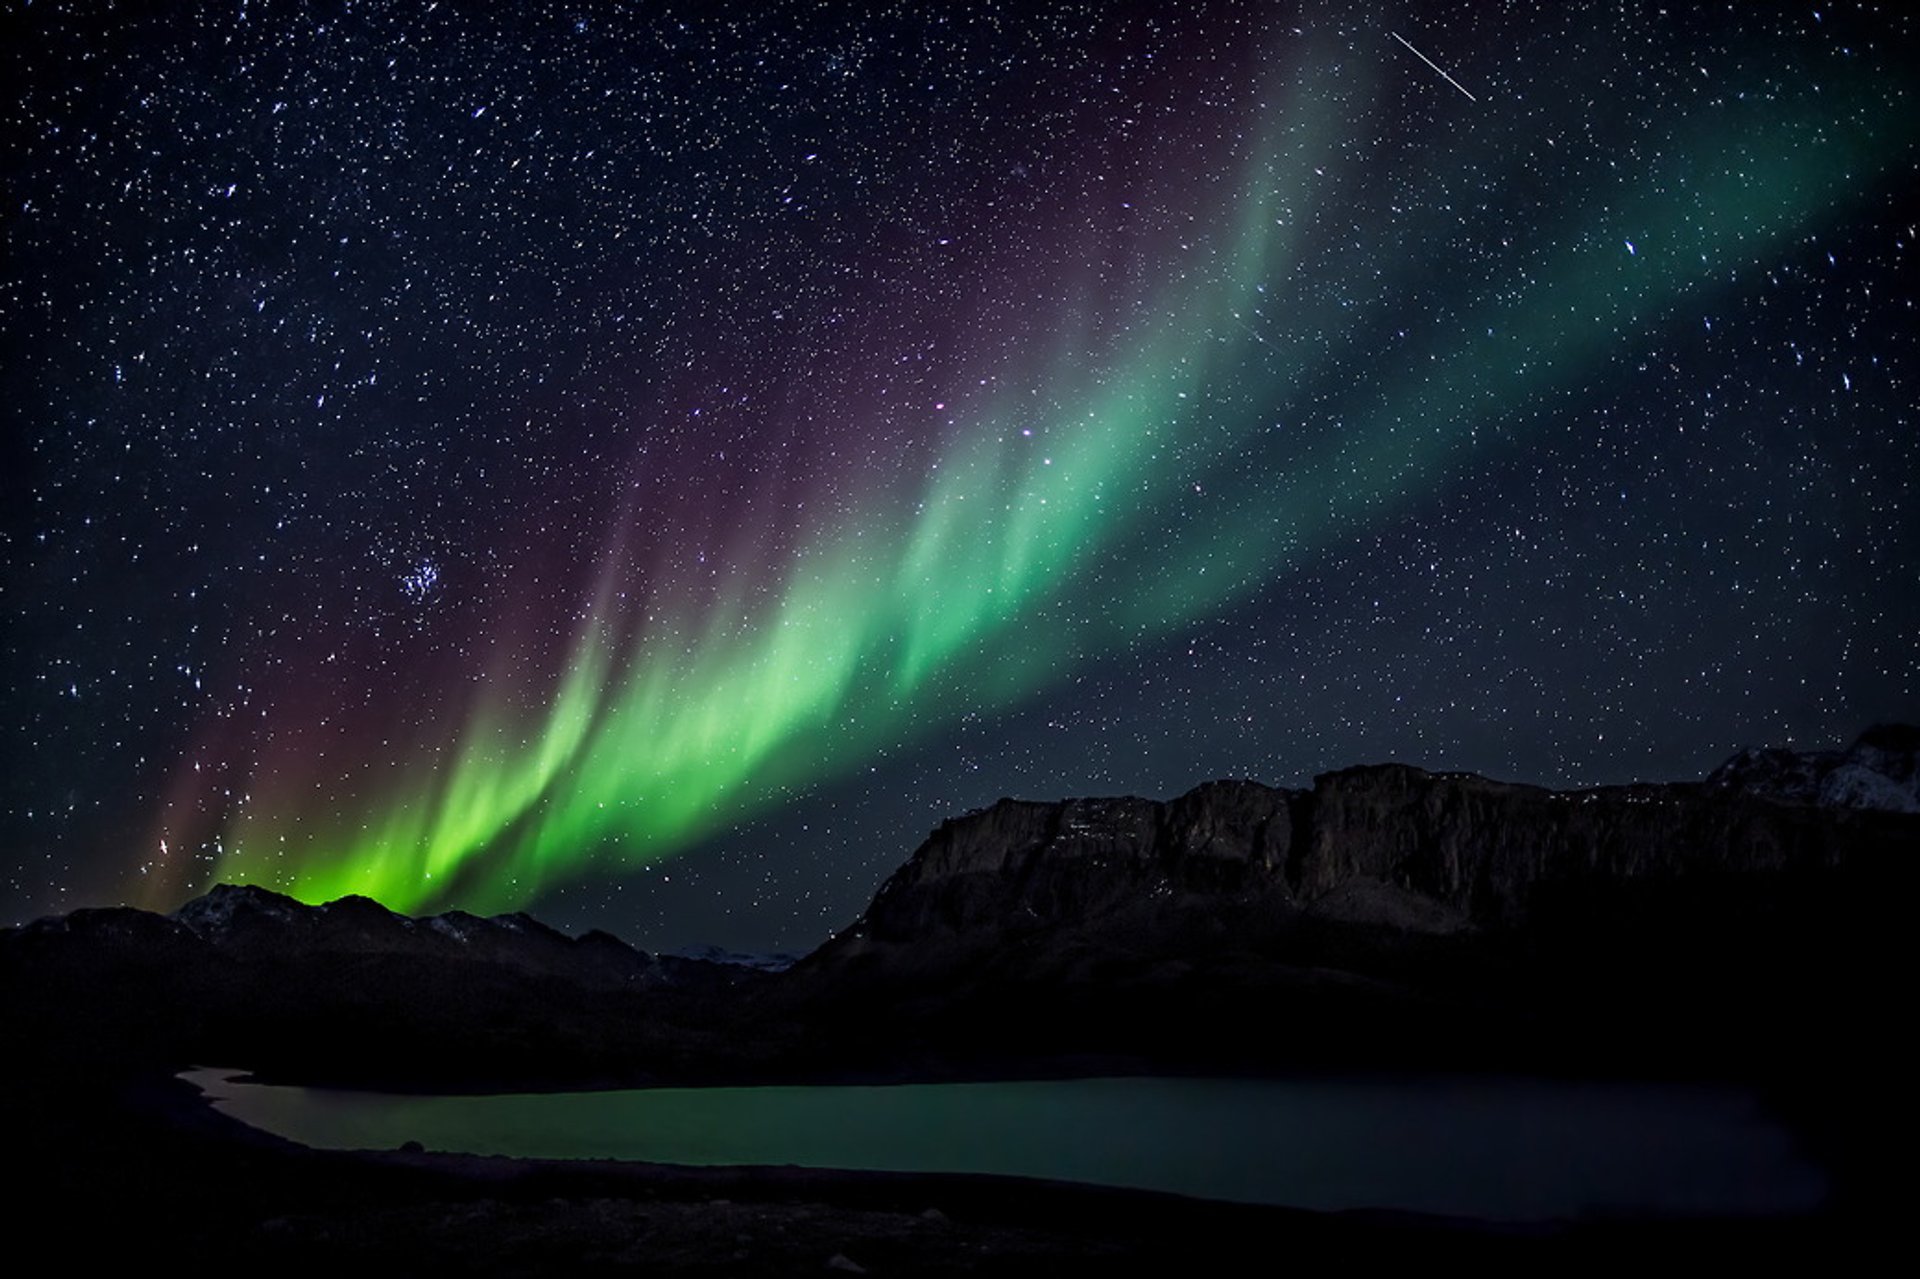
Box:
<box><xmin>4</xmin><ymin>1</ymin><xmax>1916</xmax><ymax>950</ymax></box>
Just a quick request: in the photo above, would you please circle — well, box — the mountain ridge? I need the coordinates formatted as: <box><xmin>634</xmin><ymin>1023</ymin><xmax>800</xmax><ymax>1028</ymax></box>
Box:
<box><xmin>5</xmin><ymin>726</ymin><xmax>1913</xmax><ymax>1087</ymax></box>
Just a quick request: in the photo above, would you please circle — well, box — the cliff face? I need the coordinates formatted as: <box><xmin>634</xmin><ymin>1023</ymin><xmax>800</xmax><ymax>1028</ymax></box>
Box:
<box><xmin>853</xmin><ymin>780</ymin><xmax>1297</xmax><ymax>945</ymax></box>
<box><xmin>800</xmin><ymin>751</ymin><xmax>1915</xmax><ymax>1039</ymax></box>
<box><xmin>780</xmin><ymin>747</ymin><xmax>1912</xmax><ymax>1073</ymax></box>
<box><xmin>823</xmin><ymin>763</ymin><xmax>1904</xmax><ymax>958</ymax></box>
<box><xmin>1292</xmin><ymin>765</ymin><xmax>1886</xmax><ymax>924</ymax></box>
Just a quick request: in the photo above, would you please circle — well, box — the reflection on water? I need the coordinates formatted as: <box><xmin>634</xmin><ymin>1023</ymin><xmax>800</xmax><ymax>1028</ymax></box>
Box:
<box><xmin>183</xmin><ymin>1068</ymin><xmax>1826</xmax><ymax>1222</ymax></box>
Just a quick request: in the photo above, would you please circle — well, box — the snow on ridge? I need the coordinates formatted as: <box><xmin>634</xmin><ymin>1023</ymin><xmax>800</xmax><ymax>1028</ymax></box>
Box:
<box><xmin>1707</xmin><ymin>727</ymin><xmax>1919</xmax><ymax>813</ymax></box>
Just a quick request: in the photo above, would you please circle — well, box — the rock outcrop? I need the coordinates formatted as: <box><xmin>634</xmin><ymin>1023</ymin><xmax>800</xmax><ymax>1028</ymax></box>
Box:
<box><xmin>1707</xmin><ymin>723</ymin><xmax>1920</xmax><ymax>813</ymax></box>
<box><xmin>812</xmin><ymin>759</ymin><xmax>1908</xmax><ymax>970</ymax></box>
<box><xmin>791</xmin><ymin>737</ymin><xmax>1916</xmax><ymax>1074</ymax></box>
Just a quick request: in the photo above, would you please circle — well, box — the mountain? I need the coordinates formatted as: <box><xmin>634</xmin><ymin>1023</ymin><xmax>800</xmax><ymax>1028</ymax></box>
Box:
<box><xmin>673</xmin><ymin>944</ymin><xmax>801</xmax><ymax>973</ymax></box>
<box><xmin>1706</xmin><ymin>723</ymin><xmax>1920</xmax><ymax>813</ymax></box>
<box><xmin>170</xmin><ymin>883</ymin><xmax>681</xmax><ymax>991</ymax></box>
<box><xmin>809</xmin><ymin>759</ymin><xmax>1902</xmax><ymax>964</ymax></box>
<box><xmin>5</xmin><ymin>727</ymin><xmax>1913</xmax><ymax>1087</ymax></box>
<box><xmin>3</xmin><ymin>883</ymin><xmax>774</xmax><ymax>1088</ymax></box>
<box><xmin>787</xmin><ymin>739</ymin><xmax>1917</xmax><ymax>1076</ymax></box>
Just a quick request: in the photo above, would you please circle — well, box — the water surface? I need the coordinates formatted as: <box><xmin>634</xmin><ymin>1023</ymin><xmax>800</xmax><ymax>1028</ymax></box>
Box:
<box><xmin>185</xmin><ymin>1068</ymin><xmax>1825</xmax><ymax>1222</ymax></box>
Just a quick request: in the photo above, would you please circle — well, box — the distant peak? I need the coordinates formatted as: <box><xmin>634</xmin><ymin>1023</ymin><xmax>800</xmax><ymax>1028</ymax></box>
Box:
<box><xmin>1708</xmin><ymin>724</ymin><xmax>1918</xmax><ymax>814</ymax></box>
<box><xmin>171</xmin><ymin>882</ymin><xmax>313</xmax><ymax>942</ymax></box>
<box><xmin>189</xmin><ymin>882</ymin><xmax>299</xmax><ymax>906</ymax></box>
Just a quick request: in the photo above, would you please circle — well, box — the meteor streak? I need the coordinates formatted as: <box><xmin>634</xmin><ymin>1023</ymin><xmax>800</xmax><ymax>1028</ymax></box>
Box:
<box><xmin>1391</xmin><ymin>31</ymin><xmax>1478</xmax><ymax>102</ymax></box>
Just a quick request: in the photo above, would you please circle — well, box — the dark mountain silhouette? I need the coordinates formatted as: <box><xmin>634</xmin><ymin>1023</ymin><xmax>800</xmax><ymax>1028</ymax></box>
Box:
<box><xmin>4</xmin><ymin>728</ymin><xmax>1912</xmax><ymax>1088</ymax></box>
<box><xmin>4</xmin><ymin>882</ymin><xmax>771</xmax><ymax>1089</ymax></box>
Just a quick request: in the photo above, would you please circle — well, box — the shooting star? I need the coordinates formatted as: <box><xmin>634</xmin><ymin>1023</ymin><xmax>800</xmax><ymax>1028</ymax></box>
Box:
<box><xmin>1391</xmin><ymin>31</ymin><xmax>1478</xmax><ymax>102</ymax></box>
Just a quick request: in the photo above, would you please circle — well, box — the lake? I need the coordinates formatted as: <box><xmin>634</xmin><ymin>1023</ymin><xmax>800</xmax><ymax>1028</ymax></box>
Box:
<box><xmin>183</xmin><ymin>1068</ymin><xmax>1827</xmax><ymax>1222</ymax></box>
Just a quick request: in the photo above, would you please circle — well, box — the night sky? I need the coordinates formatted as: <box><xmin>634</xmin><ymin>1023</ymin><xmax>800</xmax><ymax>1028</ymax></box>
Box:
<box><xmin>5</xmin><ymin>1</ymin><xmax>1916</xmax><ymax>951</ymax></box>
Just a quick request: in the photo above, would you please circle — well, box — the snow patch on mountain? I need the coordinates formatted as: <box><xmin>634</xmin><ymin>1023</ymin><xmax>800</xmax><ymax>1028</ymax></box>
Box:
<box><xmin>1706</xmin><ymin>724</ymin><xmax>1919</xmax><ymax>813</ymax></box>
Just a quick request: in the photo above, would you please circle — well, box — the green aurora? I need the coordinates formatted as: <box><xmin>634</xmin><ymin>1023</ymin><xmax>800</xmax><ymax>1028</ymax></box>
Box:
<box><xmin>177</xmin><ymin>49</ymin><xmax>1909</xmax><ymax>915</ymax></box>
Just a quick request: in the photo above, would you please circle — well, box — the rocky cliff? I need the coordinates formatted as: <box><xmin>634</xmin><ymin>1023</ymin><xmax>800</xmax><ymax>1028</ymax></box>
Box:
<box><xmin>812</xmin><ymin>760</ymin><xmax>1908</xmax><ymax>968</ymax></box>
<box><xmin>791</xmin><ymin>736</ymin><xmax>1916</xmax><ymax>1074</ymax></box>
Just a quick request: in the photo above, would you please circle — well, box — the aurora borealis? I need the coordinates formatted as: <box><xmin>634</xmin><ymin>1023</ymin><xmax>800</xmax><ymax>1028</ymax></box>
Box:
<box><xmin>6</xmin><ymin>2</ymin><xmax>1918</xmax><ymax>947</ymax></box>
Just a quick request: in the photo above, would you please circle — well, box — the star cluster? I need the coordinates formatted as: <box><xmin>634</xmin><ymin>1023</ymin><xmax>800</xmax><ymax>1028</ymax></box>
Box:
<box><xmin>4</xmin><ymin>1</ymin><xmax>1916</xmax><ymax>949</ymax></box>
